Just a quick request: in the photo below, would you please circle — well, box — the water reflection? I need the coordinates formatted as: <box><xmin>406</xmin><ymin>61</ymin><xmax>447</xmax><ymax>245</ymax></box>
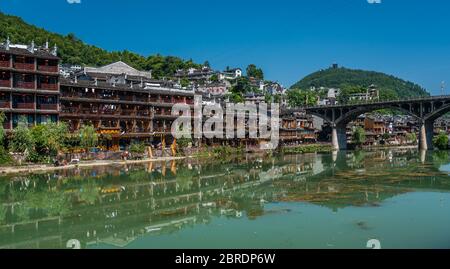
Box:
<box><xmin>0</xmin><ymin>149</ymin><xmax>449</xmax><ymax>249</ymax></box>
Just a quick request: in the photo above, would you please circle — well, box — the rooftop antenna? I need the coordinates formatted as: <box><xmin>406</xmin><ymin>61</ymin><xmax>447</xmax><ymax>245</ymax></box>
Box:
<box><xmin>441</xmin><ymin>81</ymin><xmax>446</xmax><ymax>96</ymax></box>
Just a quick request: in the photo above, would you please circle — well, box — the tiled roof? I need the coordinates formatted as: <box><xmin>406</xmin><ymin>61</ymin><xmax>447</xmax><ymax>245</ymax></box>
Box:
<box><xmin>83</xmin><ymin>61</ymin><xmax>152</xmax><ymax>79</ymax></box>
<box><xmin>0</xmin><ymin>46</ymin><xmax>59</xmax><ymax>60</ymax></box>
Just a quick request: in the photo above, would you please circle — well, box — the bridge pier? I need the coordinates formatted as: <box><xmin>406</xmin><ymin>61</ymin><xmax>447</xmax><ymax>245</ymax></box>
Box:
<box><xmin>331</xmin><ymin>124</ymin><xmax>347</xmax><ymax>151</ymax></box>
<box><xmin>419</xmin><ymin>120</ymin><xmax>434</xmax><ymax>151</ymax></box>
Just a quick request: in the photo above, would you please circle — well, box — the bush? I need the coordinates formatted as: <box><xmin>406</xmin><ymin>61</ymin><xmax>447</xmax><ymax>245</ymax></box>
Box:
<box><xmin>129</xmin><ymin>141</ymin><xmax>146</xmax><ymax>154</ymax></box>
<box><xmin>9</xmin><ymin>118</ymin><xmax>34</xmax><ymax>154</ymax></box>
<box><xmin>433</xmin><ymin>132</ymin><xmax>449</xmax><ymax>150</ymax></box>
<box><xmin>0</xmin><ymin>147</ymin><xmax>12</xmax><ymax>165</ymax></box>
<box><xmin>353</xmin><ymin>127</ymin><xmax>366</xmax><ymax>147</ymax></box>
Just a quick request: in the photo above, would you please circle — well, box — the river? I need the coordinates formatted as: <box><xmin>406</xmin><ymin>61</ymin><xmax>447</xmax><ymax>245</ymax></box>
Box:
<box><xmin>0</xmin><ymin>149</ymin><xmax>449</xmax><ymax>249</ymax></box>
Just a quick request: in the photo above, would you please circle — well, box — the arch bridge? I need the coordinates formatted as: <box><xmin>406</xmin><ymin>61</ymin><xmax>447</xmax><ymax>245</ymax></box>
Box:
<box><xmin>283</xmin><ymin>95</ymin><xmax>450</xmax><ymax>150</ymax></box>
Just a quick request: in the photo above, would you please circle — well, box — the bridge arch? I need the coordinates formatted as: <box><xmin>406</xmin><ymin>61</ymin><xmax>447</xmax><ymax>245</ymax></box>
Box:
<box><xmin>334</xmin><ymin>105</ymin><xmax>421</xmax><ymax>127</ymax></box>
<box><xmin>425</xmin><ymin>102</ymin><xmax>450</xmax><ymax>122</ymax></box>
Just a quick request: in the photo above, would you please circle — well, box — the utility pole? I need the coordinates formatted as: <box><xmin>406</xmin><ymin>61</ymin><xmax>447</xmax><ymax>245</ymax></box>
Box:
<box><xmin>441</xmin><ymin>81</ymin><xmax>446</xmax><ymax>96</ymax></box>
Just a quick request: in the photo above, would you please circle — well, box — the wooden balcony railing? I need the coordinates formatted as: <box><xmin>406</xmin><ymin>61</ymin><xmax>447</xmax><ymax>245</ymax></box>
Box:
<box><xmin>38</xmin><ymin>83</ymin><xmax>58</xmax><ymax>91</ymax></box>
<box><xmin>15</xmin><ymin>81</ymin><xmax>35</xmax><ymax>89</ymax></box>
<box><xmin>121</xmin><ymin>109</ymin><xmax>137</xmax><ymax>116</ymax></box>
<box><xmin>137</xmin><ymin>111</ymin><xmax>151</xmax><ymax>117</ymax></box>
<box><xmin>38</xmin><ymin>104</ymin><xmax>58</xmax><ymax>110</ymax></box>
<box><xmin>14</xmin><ymin>63</ymin><xmax>35</xmax><ymax>71</ymax></box>
<box><xmin>0</xmin><ymin>61</ymin><xmax>10</xmax><ymax>68</ymax></box>
<box><xmin>37</xmin><ymin>65</ymin><xmax>58</xmax><ymax>73</ymax></box>
<box><xmin>98</xmin><ymin>110</ymin><xmax>119</xmax><ymax>115</ymax></box>
<box><xmin>14</xmin><ymin>103</ymin><xmax>35</xmax><ymax>109</ymax></box>
<box><xmin>0</xmin><ymin>101</ymin><xmax>10</xmax><ymax>109</ymax></box>
<box><xmin>119</xmin><ymin>96</ymin><xmax>134</xmax><ymax>101</ymax></box>
<box><xmin>0</xmin><ymin>80</ymin><xmax>10</xmax><ymax>88</ymax></box>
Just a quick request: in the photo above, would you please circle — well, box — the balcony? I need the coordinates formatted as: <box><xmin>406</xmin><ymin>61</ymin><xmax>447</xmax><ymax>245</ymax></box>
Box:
<box><xmin>137</xmin><ymin>110</ymin><xmax>151</xmax><ymax>117</ymax></box>
<box><xmin>14</xmin><ymin>103</ymin><xmax>35</xmax><ymax>110</ymax></box>
<box><xmin>0</xmin><ymin>101</ymin><xmax>10</xmax><ymax>109</ymax></box>
<box><xmin>14</xmin><ymin>63</ymin><xmax>35</xmax><ymax>71</ymax></box>
<box><xmin>119</xmin><ymin>96</ymin><xmax>134</xmax><ymax>102</ymax></box>
<box><xmin>15</xmin><ymin>81</ymin><xmax>35</xmax><ymax>89</ymax></box>
<box><xmin>0</xmin><ymin>61</ymin><xmax>10</xmax><ymax>68</ymax></box>
<box><xmin>150</xmin><ymin>97</ymin><xmax>160</xmax><ymax>102</ymax></box>
<box><xmin>99</xmin><ymin>110</ymin><xmax>119</xmax><ymax>115</ymax></box>
<box><xmin>121</xmin><ymin>109</ymin><xmax>137</xmax><ymax>116</ymax></box>
<box><xmin>0</xmin><ymin>80</ymin><xmax>10</xmax><ymax>88</ymax></box>
<box><xmin>38</xmin><ymin>104</ymin><xmax>58</xmax><ymax>110</ymax></box>
<box><xmin>37</xmin><ymin>65</ymin><xmax>58</xmax><ymax>73</ymax></box>
<box><xmin>38</xmin><ymin>83</ymin><xmax>58</xmax><ymax>91</ymax></box>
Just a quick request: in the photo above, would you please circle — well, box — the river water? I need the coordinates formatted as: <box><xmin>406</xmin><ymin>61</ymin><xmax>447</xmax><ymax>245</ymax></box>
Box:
<box><xmin>0</xmin><ymin>149</ymin><xmax>449</xmax><ymax>249</ymax></box>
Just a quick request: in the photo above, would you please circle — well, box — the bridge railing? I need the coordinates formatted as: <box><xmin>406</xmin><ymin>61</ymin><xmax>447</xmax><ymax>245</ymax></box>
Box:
<box><xmin>295</xmin><ymin>95</ymin><xmax>450</xmax><ymax>110</ymax></box>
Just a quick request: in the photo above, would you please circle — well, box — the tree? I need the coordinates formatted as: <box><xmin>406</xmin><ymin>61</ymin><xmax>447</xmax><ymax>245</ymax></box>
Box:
<box><xmin>31</xmin><ymin>122</ymin><xmax>68</xmax><ymax>159</ymax></box>
<box><xmin>353</xmin><ymin>127</ymin><xmax>366</xmax><ymax>147</ymax></box>
<box><xmin>210</xmin><ymin>74</ymin><xmax>219</xmax><ymax>83</ymax></box>
<box><xmin>433</xmin><ymin>132</ymin><xmax>449</xmax><ymax>150</ymax></box>
<box><xmin>0</xmin><ymin>112</ymin><xmax>5</xmax><ymax>144</ymax></box>
<box><xmin>246</xmin><ymin>64</ymin><xmax>264</xmax><ymax>80</ymax></box>
<box><xmin>78</xmin><ymin>125</ymin><xmax>98</xmax><ymax>151</ymax></box>
<box><xmin>287</xmin><ymin>89</ymin><xmax>318</xmax><ymax>107</ymax></box>
<box><xmin>9</xmin><ymin>117</ymin><xmax>34</xmax><ymax>154</ymax></box>
<box><xmin>406</xmin><ymin>132</ymin><xmax>417</xmax><ymax>144</ymax></box>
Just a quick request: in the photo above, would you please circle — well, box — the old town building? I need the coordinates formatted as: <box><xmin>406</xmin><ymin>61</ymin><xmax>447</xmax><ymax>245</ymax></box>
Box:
<box><xmin>0</xmin><ymin>39</ymin><xmax>60</xmax><ymax>130</ymax></box>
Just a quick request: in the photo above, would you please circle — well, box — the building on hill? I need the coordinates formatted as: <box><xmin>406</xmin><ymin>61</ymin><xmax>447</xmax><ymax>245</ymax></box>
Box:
<box><xmin>174</xmin><ymin>66</ymin><xmax>214</xmax><ymax>82</ymax></box>
<box><xmin>0</xmin><ymin>39</ymin><xmax>60</xmax><ymax>129</ymax></box>
<box><xmin>318</xmin><ymin>87</ymin><xmax>340</xmax><ymax>105</ymax></box>
<box><xmin>219</xmin><ymin>68</ymin><xmax>242</xmax><ymax>80</ymax></box>
<box><xmin>196</xmin><ymin>82</ymin><xmax>229</xmax><ymax>97</ymax></box>
<box><xmin>348</xmin><ymin>84</ymin><xmax>380</xmax><ymax>102</ymax></box>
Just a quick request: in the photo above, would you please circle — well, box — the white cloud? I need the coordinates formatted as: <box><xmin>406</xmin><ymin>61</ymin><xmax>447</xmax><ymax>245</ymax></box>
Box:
<box><xmin>67</xmin><ymin>0</ymin><xmax>81</xmax><ymax>4</ymax></box>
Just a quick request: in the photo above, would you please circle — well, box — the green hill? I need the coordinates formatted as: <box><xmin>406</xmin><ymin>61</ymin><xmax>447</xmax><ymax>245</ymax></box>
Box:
<box><xmin>0</xmin><ymin>12</ymin><xmax>202</xmax><ymax>79</ymax></box>
<box><xmin>291</xmin><ymin>66</ymin><xmax>429</xmax><ymax>99</ymax></box>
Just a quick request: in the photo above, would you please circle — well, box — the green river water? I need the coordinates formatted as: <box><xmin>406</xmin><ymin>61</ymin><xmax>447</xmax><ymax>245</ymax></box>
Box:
<box><xmin>0</xmin><ymin>149</ymin><xmax>449</xmax><ymax>249</ymax></box>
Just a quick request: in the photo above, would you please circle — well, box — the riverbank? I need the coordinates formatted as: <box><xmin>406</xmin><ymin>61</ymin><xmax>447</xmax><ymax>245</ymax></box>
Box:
<box><xmin>0</xmin><ymin>144</ymin><xmax>421</xmax><ymax>176</ymax></box>
<box><xmin>0</xmin><ymin>156</ymin><xmax>186</xmax><ymax>176</ymax></box>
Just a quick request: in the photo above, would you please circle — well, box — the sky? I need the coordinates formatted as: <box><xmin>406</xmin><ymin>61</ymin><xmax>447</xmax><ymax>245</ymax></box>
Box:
<box><xmin>1</xmin><ymin>0</ymin><xmax>450</xmax><ymax>95</ymax></box>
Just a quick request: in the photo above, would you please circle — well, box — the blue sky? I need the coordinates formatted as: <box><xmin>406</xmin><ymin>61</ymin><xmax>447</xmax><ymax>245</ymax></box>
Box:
<box><xmin>1</xmin><ymin>0</ymin><xmax>450</xmax><ymax>94</ymax></box>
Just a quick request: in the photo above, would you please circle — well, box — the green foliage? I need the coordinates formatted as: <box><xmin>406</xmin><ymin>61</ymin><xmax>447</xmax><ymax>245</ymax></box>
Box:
<box><xmin>246</xmin><ymin>64</ymin><xmax>264</xmax><ymax>80</ymax></box>
<box><xmin>177</xmin><ymin>137</ymin><xmax>192</xmax><ymax>148</ymax></box>
<box><xmin>287</xmin><ymin>89</ymin><xmax>318</xmax><ymax>107</ymax></box>
<box><xmin>210</xmin><ymin>74</ymin><xmax>219</xmax><ymax>82</ymax></box>
<box><xmin>281</xmin><ymin>144</ymin><xmax>333</xmax><ymax>154</ymax></box>
<box><xmin>78</xmin><ymin>125</ymin><xmax>98</xmax><ymax>150</ymax></box>
<box><xmin>291</xmin><ymin>67</ymin><xmax>429</xmax><ymax>99</ymax></box>
<box><xmin>406</xmin><ymin>132</ymin><xmax>417</xmax><ymax>143</ymax></box>
<box><xmin>212</xmin><ymin>146</ymin><xmax>244</xmax><ymax>157</ymax></box>
<box><xmin>353</xmin><ymin>127</ymin><xmax>366</xmax><ymax>146</ymax></box>
<box><xmin>129</xmin><ymin>141</ymin><xmax>146</xmax><ymax>154</ymax></box>
<box><xmin>0</xmin><ymin>147</ymin><xmax>12</xmax><ymax>165</ymax></box>
<box><xmin>433</xmin><ymin>132</ymin><xmax>449</xmax><ymax>150</ymax></box>
<box><xmin>0</xmin><ymin>112</ymin><xmax>5</xmax><ymax>144</ymax></box>
<box><xmin>0</xmin><ymin>12</ymin><xmax>201</xmax><ymax>79</ymax></box>
<box><xmin>30</xmin><ymin>122</ymin><xmax>68</xmax><ymax>161</ymax></box>
<box><xmin>180</xmin><ymin>78</ymin><xmax>190</xmax><ymax>88</ymax></box>
<box><xmin>9</xmin><ymin>117</ymin><xmax>34</xmax><ymax>154</ymax></box>
<box><xmin>382</xmin><ymin>133</ymin><xmax>390</xmax><ymax>140</ymax></box>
